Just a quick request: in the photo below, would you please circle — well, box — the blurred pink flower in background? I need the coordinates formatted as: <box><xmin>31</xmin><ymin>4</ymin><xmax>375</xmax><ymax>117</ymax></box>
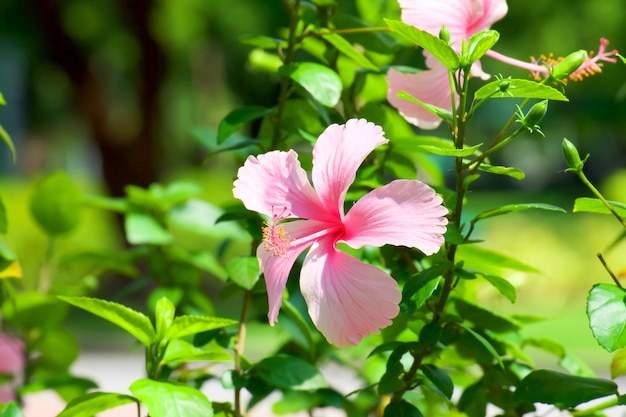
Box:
<box><xmin>0</xmin><ymin>333</ymin><xmax>25</xmax><ymax>403</ymax></box>
<box><xmin>387</xmin><ymin>0</ymin><xmax>618</xmax><ymax>129</ymax></box>
<box><xmin>233</xmin><ymin>119</ymin><xmax>448</xmax><ymax>347</ymax></box>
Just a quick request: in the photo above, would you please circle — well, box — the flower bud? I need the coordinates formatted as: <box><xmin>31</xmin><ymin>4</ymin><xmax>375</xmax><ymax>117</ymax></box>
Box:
<box><xmin>524</xmin><ymin>100</ymin><xmax>548</xmax><ymax>128</ymax></box>
<box><xmin>498</xmin><ymin>79</ymin><xmax>511</xmax><ymax>93</ymax></box>
<box><xmin>439</xmin><ymin>25</ymin><xmax>450</xmax><ymax>43</ymax></box>
<box><xmin>551</xmin><ymin>50</ymin><xmax>587</xmax><ymax>80</ymax></box>
<box><xmin>562</xmin><ymin>138</ymin><xmax>584</xmax><ymax>171</ymax></box>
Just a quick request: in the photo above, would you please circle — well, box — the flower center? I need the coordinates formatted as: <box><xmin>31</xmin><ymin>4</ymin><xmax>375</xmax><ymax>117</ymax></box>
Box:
<box><xmin>262</xmin><ymin>206</ymin><xmax>292</xmax><ymax>257</ymax></box>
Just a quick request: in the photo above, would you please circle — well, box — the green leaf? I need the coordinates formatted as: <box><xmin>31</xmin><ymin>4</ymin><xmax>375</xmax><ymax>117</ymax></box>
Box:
<box><xmin>166</xmin><ymin>315</ymin><xmax>236</xmax><ymax>340</ymax></box>
<box><xmin>573</xmin><ymin>197</ymin><xmax>626</xmax><ymax>217</ymax></box>
<box><xmin>30</xmin><ymin>171</ymin><xmax>82</xmax><ymax>236</ymax></box>
<box><xmin>385</xmin><ymin>19</ymin><xmax>459</xmax><ymax>70</ymax></box>
<box><xmin>0</xmin><ymin>402</ymin><xmax>24</xmax><ymax>417</ymax></box>
<box><xmin>155</xmin><ymin>297</ymin><xmax>176</xmax><ymax>342</ymax></box>
<box><xmin>217</xmin><ymin>106</ymin><xmax>273</xmax><ymax>144</ymax></box>
<box><xmin>318</xmin><ymin>31</ymin><xmax>379</xmax><ymax>71</ymax></box>
<box><xmin>514</xmin><ymin>370</ymin><xmax>617</xmax><ymax>408</ymax></box>
<box><xmin>57</xmin><ymin>392</ymin><xmax>138</xmax><ymax>417</ymax></box>
<box><xmin>479</xmin><ymin>274</ymin><xmax>516</xmax><ymax>303</ymax></box>
<box><xmin>238</xmin><ymin>34</ymin><xmax>287</xmax><ymax>49</ymax></box>
<box><xmin>255</xmin><ymin>354</ymin><xmax>327</xmax><ymax>390</ymax></box>
<box><xmin>474</xmin><ymin>78</ymin><xmax>568</xmax><ymax>101</ymax></box>
<box><xmin>611</xmin><ymin>347</ymin><xmax>626</xmax><ymax>378</ymax></box>
<box><xmin>226</xmin><ymin>256</ymin><xmax>261</xmax><ymax>290</ymax></box>
<box><xmin>421</xmin><ymin>364</ymin><xmax>453</xmax><ymax>399</ymax></box>
<box><xmin>58</xmin><ymin>296</ymin><xmax>155</xmax><ymax>346</ymax></box>
<box><xmin>473</xmin><ymin>203</ymin><xmax>566</xmax><ymax>222</ymax></box>
<box><xmin>417</xmin><ymin>142</ymin><xmax>482</xmax><ymax>157</ymax></box>
<box><xmin>401</xmin><ymin>262</ymin><xmax>449</xmax><ymax>314</ymax></box>
<box><xmin>383</xmin><ymin>400</ymin><xmax>423</xmax><ymax>417</ymax></box>
<box><xmin>0</xmin><ymin>240</ymin><xmax>15</xmax><ymax>272</ymax></box>
<box><xmin>125</xmin><ymin>213</ymin><xmax>173</xmax><ymax>245</ymax></box>
<box><xmin>162</xmin><ymin>339</ymin><xmax>232</xmax><ymax>364</ymax></box>
<box><xmin>396</xmin><ymin>91</ymin><xmax>453</xmax><ymax>124</ymax></box>
<box><xmin>464</xmin><ymin>30</ymin><xmax>499</xmax><ymax>64</ymax></box>
<box><xmin>477</xmin><ymin>164</ymin><xmax>525</xmax><ymax>180</ymax></box>
<box><xmin>0</xmin><ymin>196</ymin><xmax>7</xmax><ymax>234</ymax></box>
<box><xmin>279</xmin><ymin>62</ymin><xmax>342</xmax><ymax>107</ymax></box>
<box><xmin>130</xmin><ymin>379</ymin><xmax>213</xmax><ymax>417</ymax></box>
<box><xmin>458</xmin><ymin>323</ymin><xmax>504</xmax><ymax>369</ymax></box>
<box><xmin>0</xmin><ymin>124</ymin><xmax>16</xmax><ymax>164</ymax></box>
<box><xmin>454</xmin><ymin>298</ymin><xmax>521</xmax><ymax>333</ymax></box>
<box><xmin>587</xmin><ymin>284</ymin><xmax>626</xmax><ymax>352</ymax></box>
<box><xmin>456</xmin><ymin>244</ymin><xmax>540</xmax><ymax>274</ymax></box>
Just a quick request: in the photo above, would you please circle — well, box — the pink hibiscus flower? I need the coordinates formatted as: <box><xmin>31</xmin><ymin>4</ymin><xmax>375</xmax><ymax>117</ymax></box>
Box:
<box><xmin>0</xmin><ymin>333</ymin><xmax>25</xmax><ymax>402</ymax></box>
<box><xmin>233</xmin><ymin>119</ymin><xmax>448</xmax><ymax>347</ymax></box>
<box><xmin>387</xmin><ymin>0</ymin><xmax>618</xmax><ymax>129</ymax></box>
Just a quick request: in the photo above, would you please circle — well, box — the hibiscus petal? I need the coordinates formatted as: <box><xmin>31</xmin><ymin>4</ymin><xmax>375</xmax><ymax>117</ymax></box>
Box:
<box><xmin>311</xmin><ymin>119</ymin><xmax>387</xmax><ymax>218</ymax></box>
<box><xmin>300</xmin><ymin>239</ymin><xmax>401</xmax><ymax>347</ymax></box>
<box><xmin>386</xmin><ymin>65</ymin><xmax>455</xmax><ymax>129</ymax></box>
<box><xmin>342</xmin><ymin>180</ymin><xmax>448</xmax><ymax>255</ymax></box>
<box><xmin>399</xmin><ymin>0</ymin><xmax>507</xmax><ymax>46</ymax></box>
<box><xmin>258</xmin><ymin>219</ymin><xmax>332</xmax><ymax>324</ymax></box>
<box><xmin>233</xmin><ymin>150</ymin><xmax>328</xmax><ymax>221</ymax></box>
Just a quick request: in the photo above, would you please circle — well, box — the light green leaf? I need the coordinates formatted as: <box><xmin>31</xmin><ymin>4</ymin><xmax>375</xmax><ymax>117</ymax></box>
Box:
<box><xmin>30</xmin><ymin>171</ymin><xmax>82</xmax><ymax>236</ymax></box>
<box><xmin>611</xmin><ymin>347</ymin><xmax>626</xmax><ymax>378</ymax></box>
<box><xmin>217</xmin><ymin>106</ymin><xmax>273</xmax><ymax>144</ymax></box>
<box><xmin>0</xmin><ymin>240</ymin><xmax>15</xmax><ymax>272</ymax></box>
<box><xmin>456</xmin><ymin>244</ymin><xmax>540</xmax><ymax>274</ymax></box>
<box><xmin>58</xmin><ymin>296</ymin><xmax>155</xmax><ymax>346</ymax></box>
<box><xmin>479</xmin><ymin>274</ymin><xmax>516</xmax><ymax>303</ymax></box>
<box><xmin>475</xmin><ymin>78</ymin><xmax>568</xmax><ymax>101</ymax></box>
<box><xmin>155</xmin><ymin>297</ymin><xmax>176</xmax><ymax>342</ymax></box>
<box><xmin>226</xmin><ymin>256</ymin><xmax>261</xmax><ymax>290</ymax></box>
<box><xmin>57</xmin><ymin>392</ymin><xmax>138</xmax><ymax>417</ymax></box>
<box><xmin>573</xmin><ymin>197</ymin><xmax>626</xmax><ymax>217</ymax></box>
<box><xmin>319</xmin><ymin>31</ymin><xmax>378</xmax><ymax>71</ymax></box>
<box><xmin>418</xmin><ymin>142</ymin><xmax>483</xmax><ymax>157</ymax></box>
<box><xmin>385</xmin><ymin>19</ymin><xmax>459</xmax><ymax>70</ymax></box>
<box><xmin>477</xmin><ymin>164</ymin><xmax>525</xmax><ymax>180</ymax></box>
<box><xmin>0</xmin><ymin>402</ymin><xmax>24</xmax><ymax>417</ymax></box>
<box><xmin>397</xmin><ymin>91</ymin><xmax>453</xmax><ymax>124</ymax></box>
<box><xmin>166</xmin><ymin>315</ymin><xmax>236</xmax><ymax>340</ymax></box>
<box><xmin>0</xmin><ymin>195</ymin><xmax>6</xmax><ymax>234</ymax></box>
<box><xmin>255</xmin><ymin>354</ymin><xmax>327</xmax><ymax>390</ymax></box>
<box><xmin>587</xmin><ymin>284</ymin><xmax>626</xmax><ymax>352</ymax></box>
<box><xmin>464</xmin><ymin>30</ymin><xmax>499</xmax><ymax>65</ymax></box>
<box><xmin>279</xmin><ymin>62</ymin><xmax>342</xmax><ymax>107</ymax></box>
<box><xmin>130</xmin><ymin>379</ymin><xmax>213</xmax><ymax>417</ymax></box>
<box><xmin>125</xmin><ymin>213</ymin><xmax>172</xmax><ymax>245</ymax></box>
<box><xmin>514</xmin><ymin>370</ymin><xmax>617</xmax><ymax>408</ymax></box>
<box><xmin>238</xmin><ymin>34</ymin><xmax>287</xmax><ymax>49</ymax></box>
<box><xmin>473</xmin><ymin>203</ymin><xmax>566</xmax><ymax>222</ymax></box>
<box><xmin>0</xmin><ymin>124</ymin><xmax>16</xmax><ymax>164</ymax></box>
<box><xmin>162</xmin><ymin>339</ymin><xmax>232</xmax><ymax>364</ymax></box>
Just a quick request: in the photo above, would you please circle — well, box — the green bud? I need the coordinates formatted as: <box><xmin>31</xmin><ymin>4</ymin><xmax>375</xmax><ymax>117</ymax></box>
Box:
<box><xmin>523</xmin><ymin>100</ymin><xmax>548</xmax><ymax>131</ymax></box>
<box><xmin>562</xmin><ymin>138</ymin><xmax>584</xmax><ymax>171</ymax></box>
<box><xmin>551</xmin><ymin>50</ymin><xmax>587</xmax><ymax>80</ymax></box>
<box><xmin>498</xmin><ymin>79</ymin><xmax>511</xmax><ymax>93</ymax></box>
<box><xmin>439</xmin><ymin>25</ymin><xmax>450</xmax><ymax>43</ymax></box>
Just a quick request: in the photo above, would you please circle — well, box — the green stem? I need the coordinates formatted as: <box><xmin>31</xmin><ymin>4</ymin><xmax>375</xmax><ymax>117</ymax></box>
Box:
<box><xmin>597</xmin><ymin>253</ymin><xmax>623</xmax><ymax>289</ymax></box>
<box><xmin>234</xmin><ymin>290</ymin><xmax>252</xmax><ymax>417</ymax></box>
<box><xmin>271</xmin><ymin>0</ymin><xmax>301</xmax><ymax>149</ymax></box>
<box><xmin>577</xmin><ymin>170</ymin><xmax>626</xmax><ymax>229</ymax></box>
<box><xmin>571</xmin><ymin>395</ymin><xmax>620</xmax><ymax>416</ymax></box>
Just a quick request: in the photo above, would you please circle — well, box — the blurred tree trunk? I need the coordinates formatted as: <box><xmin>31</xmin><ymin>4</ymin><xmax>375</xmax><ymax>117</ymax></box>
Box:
<box><xmin>32</xmin><ymin>0</ymin><xmax>165</xmax><ymax>198</ymax></box>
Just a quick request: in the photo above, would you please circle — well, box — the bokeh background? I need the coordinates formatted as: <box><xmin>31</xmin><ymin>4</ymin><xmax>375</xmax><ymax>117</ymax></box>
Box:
<box><xmin>1</xmin><ymin>0</ymin><xmax>625</xmax><ymax>374</ymax></box>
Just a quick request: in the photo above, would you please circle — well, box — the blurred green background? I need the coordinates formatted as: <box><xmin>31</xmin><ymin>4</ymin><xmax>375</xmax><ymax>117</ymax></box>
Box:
<box><xmin>0</xmin><ymin>0</ymin><xmax>625</xmax><ymax>369</ymax></box>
